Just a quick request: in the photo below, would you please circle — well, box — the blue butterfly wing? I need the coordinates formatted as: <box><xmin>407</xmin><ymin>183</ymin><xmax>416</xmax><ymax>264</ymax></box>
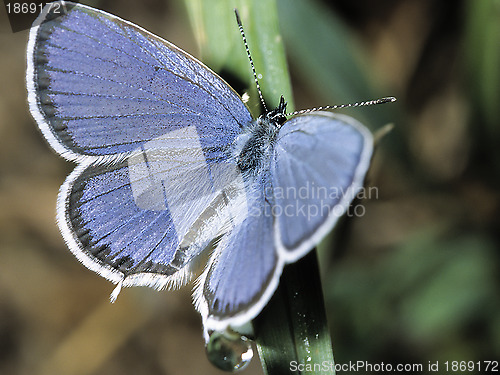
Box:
<box><xmin>271</xmin><ymin>112</ymin><xmax>373</xmax><ymax>260</ymax></box>
<box><xmin>27</xmin><ymin>2</ymin><xmax>253</xmax><ymax>290</ymax></box>
<box><xmin>61</xmin><ymin>161</ymin><xmax>186</xmax><ymax>288</ymax></box>
<box><xmin>27</xmin><ymin>1</ymin><xmax>251</xmax><ymax>160</ymax></box>
<box><xmin>195</xmin><ymin>173</ymin><xmax>283</xmax><ymax>331</ymax></box>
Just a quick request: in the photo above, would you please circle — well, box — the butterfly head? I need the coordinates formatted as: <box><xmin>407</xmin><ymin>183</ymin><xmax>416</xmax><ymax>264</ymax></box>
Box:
<box><xmin>262</xmin><ymin>95</ymin><xmax>287</xmax><ymax>128</ymax></box>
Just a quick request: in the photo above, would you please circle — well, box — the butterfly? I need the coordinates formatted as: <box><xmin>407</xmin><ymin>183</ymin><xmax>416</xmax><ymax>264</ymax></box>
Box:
<box><xmin>27</xmin><ymin>1</ymin><xmax>386</xmax><ymax>338</ymax></box>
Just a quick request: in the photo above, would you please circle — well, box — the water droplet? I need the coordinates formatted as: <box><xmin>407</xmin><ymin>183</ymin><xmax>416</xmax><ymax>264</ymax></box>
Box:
<box><xmin>206</xmin><ymin>330</ymin><xmax>253</xmax><ymax>372</ymax></box>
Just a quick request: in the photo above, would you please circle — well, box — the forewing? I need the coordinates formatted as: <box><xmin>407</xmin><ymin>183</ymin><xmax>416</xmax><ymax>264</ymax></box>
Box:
<box><xmin>271</xmin><ymin>112</ymin><xmax>373</xmax><ymax>261</ymax></box>
<box><xmin>27</xmin><ymin>1</ymin><xmax>252</xmax><ymax>161</ymax></box>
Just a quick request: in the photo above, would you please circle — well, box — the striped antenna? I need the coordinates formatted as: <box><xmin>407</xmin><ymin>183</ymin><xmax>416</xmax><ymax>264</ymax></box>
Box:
<box><xmin>288</xmin><ymin>96</ymin><xmax>396</xmax><ymax>117</ymax></box>
<box><xmin>234</xmin><ymin>9</ymin><xmax>268</xmax><ymax>112</ymax></box>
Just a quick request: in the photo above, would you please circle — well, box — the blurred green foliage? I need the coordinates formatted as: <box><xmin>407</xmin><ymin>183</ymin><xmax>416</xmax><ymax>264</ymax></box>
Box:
<box><xmin>327</xmin><ymin>230</ymin><xmax>499</xmax><ymax>363</ymax></box>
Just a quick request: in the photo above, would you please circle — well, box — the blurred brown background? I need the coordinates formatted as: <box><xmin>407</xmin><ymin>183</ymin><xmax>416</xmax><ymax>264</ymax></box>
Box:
<box><xmin>1</xmin><ymin>0</ymin><xmax>499</xmax><ymax>374</ymax></box>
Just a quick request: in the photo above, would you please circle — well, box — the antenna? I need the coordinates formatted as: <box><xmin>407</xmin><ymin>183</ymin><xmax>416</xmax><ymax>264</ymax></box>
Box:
<box><xmin>288</xmin><ymin>97</ymin><xmax>396</xmax><ymax>117</ymax></box>
<box><xmin>234</xmin><ymin>9</ymin><xmax>268</xmax><ymax>112</ymax></box>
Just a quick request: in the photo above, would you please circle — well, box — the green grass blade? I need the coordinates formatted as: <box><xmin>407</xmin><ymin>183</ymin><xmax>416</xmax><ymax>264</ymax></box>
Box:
<box><xmin>253</xmin><ymin>251</ymin><xmax>335</xmax><ymax>375</ymax></box>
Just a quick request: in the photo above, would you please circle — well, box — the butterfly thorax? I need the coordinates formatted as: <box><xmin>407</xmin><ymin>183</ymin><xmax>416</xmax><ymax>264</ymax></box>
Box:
<box><xmin>234</xmin><ymin>97</ymin><xmax>287</xmax><ymax>175</ymax></box>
